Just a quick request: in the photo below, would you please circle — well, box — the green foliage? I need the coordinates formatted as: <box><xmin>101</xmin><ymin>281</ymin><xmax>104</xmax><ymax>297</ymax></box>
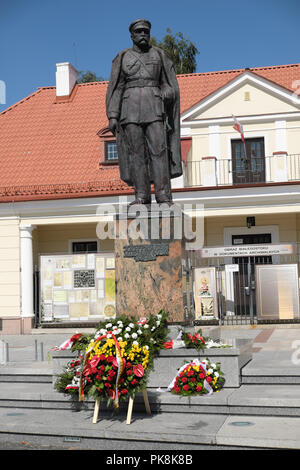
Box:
<box><xmin>179</xmin><ymin>328</ymin><xmax>209</xmax><ymax>350</ymax></box>
<box><xmin>150</xmin><ymin>28</ymin><xmax>199</xmax><ymax>74</ymax></box>
<box><xmin>77</xmin><ymin>70</ymin><xmax>105</xmax><ymax>83</ymax></box>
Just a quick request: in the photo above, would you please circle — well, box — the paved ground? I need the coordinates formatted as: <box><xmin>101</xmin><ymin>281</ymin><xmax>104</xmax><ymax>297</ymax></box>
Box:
<box><xmin>1</xmin><ymin>325</ymin><xmax>300</xmax><ymax>451</ymax></box>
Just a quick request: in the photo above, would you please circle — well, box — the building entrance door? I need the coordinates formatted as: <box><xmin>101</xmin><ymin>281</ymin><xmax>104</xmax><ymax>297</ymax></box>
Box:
<box><xmin>231</xmin><ymin>233</ymin><xmax>272</xmax><ymax>320</ymax></box>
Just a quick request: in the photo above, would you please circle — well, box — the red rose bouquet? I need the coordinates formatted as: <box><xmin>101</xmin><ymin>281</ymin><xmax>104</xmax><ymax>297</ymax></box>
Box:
<box><xmin>170</xmin><ymin>358</ymin><xmax>225</xmax><ymax>397</ymax></box>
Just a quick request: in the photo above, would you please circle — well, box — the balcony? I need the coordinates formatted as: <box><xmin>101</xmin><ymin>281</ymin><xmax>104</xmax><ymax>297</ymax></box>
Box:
<box><xmin>184</xmin><ymin>153</ymin><xmax>300</xmax><ymax>188</ymax></box>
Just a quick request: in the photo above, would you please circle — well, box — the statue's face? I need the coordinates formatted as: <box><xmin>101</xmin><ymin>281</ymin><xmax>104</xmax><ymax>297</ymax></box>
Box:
<box><xmin>131</xmin><ymin>26</ymin><xmax>150</xmax><ymax>49</ymax></box>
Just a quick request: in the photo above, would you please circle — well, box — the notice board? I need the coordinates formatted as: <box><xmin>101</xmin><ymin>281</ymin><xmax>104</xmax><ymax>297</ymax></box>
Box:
<box><xmin>40</xmin><ymin>253</ymin><xmax>116</xmax><ymax>322</ymax></box>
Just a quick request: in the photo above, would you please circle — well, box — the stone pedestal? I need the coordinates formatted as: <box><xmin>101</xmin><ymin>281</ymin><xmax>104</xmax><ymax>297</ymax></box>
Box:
<box><xmin>114</xmin><ymin>204</ymin><xmax>185</xmax><ymax>323</ymax></box>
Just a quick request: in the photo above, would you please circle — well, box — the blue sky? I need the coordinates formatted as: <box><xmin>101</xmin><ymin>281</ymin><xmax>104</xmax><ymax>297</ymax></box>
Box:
<box><xmin>1</xmin><ymin>0</ymin><xmax>300</xmax><ymax>109</ymax></box>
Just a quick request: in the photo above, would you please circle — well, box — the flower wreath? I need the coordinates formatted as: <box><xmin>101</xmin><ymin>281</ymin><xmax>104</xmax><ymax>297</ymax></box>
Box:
<box><xmin>169</xmin><ymin>358</ymin><xmax>225</xmax><ymax>396</ymax></box>
<box><xmin>54</xmin><ymin>309</ymin><xmax>168</xmax><ymax>408</ymax></box>
<box><xmin>163</xmin><ymin>328</ymin><xmax>231</xmax><ymax>351</ymax></box>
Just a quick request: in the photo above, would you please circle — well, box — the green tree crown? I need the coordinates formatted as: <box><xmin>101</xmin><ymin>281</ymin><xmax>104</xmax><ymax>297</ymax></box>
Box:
<box><xmin>150</xmin><ymin>28</ymin><xmax>199</xmax><ymax>74</ymax></box>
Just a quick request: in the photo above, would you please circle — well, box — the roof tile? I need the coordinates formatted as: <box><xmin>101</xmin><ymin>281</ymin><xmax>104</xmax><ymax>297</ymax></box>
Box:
<box><xmin>0</xmin><ymin>63</ymin><xmax>299</xmax><ymax>202</ymax></box>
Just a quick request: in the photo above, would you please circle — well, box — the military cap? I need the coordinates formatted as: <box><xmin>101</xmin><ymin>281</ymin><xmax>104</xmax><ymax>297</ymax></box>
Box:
<box><xmin>129</xmin><ymin>19</ymin><xmax>151</xmax><ymax>32</ymax></box>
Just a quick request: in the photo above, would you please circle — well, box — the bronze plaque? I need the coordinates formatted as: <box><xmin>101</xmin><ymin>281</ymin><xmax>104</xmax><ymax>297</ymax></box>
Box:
<box><xmin>123</xmin><ymin>241</ymin><xmax>169</xmax><ymax>262</ymax></box>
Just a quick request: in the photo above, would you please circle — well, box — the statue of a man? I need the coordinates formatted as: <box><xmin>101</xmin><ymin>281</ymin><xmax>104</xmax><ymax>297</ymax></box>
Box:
<box><xmin>106</xmin><ymin>19</ymin><xmax>182</xmax><ymax>205</ymax></box>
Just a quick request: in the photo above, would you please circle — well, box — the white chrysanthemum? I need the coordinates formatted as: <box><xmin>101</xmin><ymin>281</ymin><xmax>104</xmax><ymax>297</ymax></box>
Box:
<box><xmin>129</xmin><ymin>323</ymin><xmax>134</xmax><ymax>328</ymax></box>
<box><xmin>214</xmin><ymin>372</ymin><xmax>219</xmax><ymax>378</ymax></box>
<box><xmin>208</xmin><ymin>368</ymin><xmax>213</xmax><ymax>374</ymax></box>
<box><xmin>151</xmin><ymin>327</ymin><xmax>155</xmax><ymax>331</ymax></box>
<box><xmin>132</xmin><ymin>341</ymin><xmax>139</xmax><ymax>346</ymax></box>
<box><xmin>211</xmin><ymin>363</ymin><xmax>216</xmax><ymax>369</ymax></box>
<box><xmin>117</xmin><ymin>337</ymin><xmax>123</xmax><ymax>342</ymax></box>
<box><xmin>125</xmin><ymin>326</ymin><xmax>131</xmax><ymax>332</ymax></box>
<box><xmin>137</xmin><ymin>329</ymin><xmax>142</xmax><ymax>335</ymax></box>
<box><xmin>143</xmin><ymin>324</ymin><xmax>149</xmax><ymax>329</ymax></box>
<box><xmin>107</xmin><ymin>333</ymin><xmax>112</xmax><ymax>339</ymax></box>
<box><xmin>157</xmin><ymin>314</ymin><xmax>162</xmax><ymax>319</ymax></box>
<box><xmin>144</xmin><ymin>345</ymin><xmax>149</xmax><ymax>350</ymax></box>
<box><xmin>131</xmin><ymin>333</ymin><xmax>138</xmax><ymax>339</ymax></box>
<box><xmin>156</xmin><ymin>321</ymin><xmax>160</xmax><ymax>326</ymax></box>
<box><xmin>105</xmin><ymin>323</ymin><xmax>112</xmax><ymax>328</ymax></box>
<box><xmin>100</xmin><ymin>329</ymin><xmax>107</xmax><ymax>335</ymax></box>
<box><xmin>124</xmin><ymin>333</ymin><xmax>130</xmax><ymax>339</ymax></box>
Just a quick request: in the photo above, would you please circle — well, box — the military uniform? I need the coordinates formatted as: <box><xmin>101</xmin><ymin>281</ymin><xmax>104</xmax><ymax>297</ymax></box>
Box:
<box><xmin>106</xmin><ymin>22</ymin><xmax>182</xmax><ymax>204</ymax></box>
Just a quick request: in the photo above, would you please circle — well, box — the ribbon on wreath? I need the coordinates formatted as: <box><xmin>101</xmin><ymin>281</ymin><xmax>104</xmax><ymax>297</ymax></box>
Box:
<box><xmin>78</xmin><ymin>332</ymin><xmax>125</xmax><ymax>408</ymax></box>
<box><xmin>52</xmin><ymin>333</ymin><xmax>83</xmax><ymax>351</ymax></box>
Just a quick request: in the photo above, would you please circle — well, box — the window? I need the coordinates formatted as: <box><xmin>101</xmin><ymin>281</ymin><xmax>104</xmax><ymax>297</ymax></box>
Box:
<box><xmin>105</xmin><ymin>141</ymin><xmax>118</xmax><ymax>162</ymax></box>
<box><xmin>72</xmin><ymin>241</ymin><xmax>98</xmax><ymax>253</ymax></box>
<box><xmin>231</xmin><ymin>138</ymin><xmax>265</xmax><ymax>184</ymax></box>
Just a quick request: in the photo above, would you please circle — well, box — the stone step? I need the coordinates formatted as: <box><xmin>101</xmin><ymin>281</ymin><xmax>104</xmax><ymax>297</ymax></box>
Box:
<box><xmin>242</xmin><ymin>375</ymin><xmax>300</xmax><ymax>385</ymax></box>
<box><xmin>1</xmin><ymin>382</ymin><xmax>300</xmax><ymax>418</ymax></box>
<box><xmin>241</xmin><ymin>361</ymin><xmax>300</xmax><ymax>385</ymax></box>
<box><xmin>0</xmin><ymin>364</ymin><xmax>52</xmax><ymax>383</ymax></box>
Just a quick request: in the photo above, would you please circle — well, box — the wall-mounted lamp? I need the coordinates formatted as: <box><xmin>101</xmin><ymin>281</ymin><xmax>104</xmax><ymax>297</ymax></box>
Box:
<box><xmin>247</xmin><ymin>217</ymin><xmax>255</xmax><ymax>229</ymax></box>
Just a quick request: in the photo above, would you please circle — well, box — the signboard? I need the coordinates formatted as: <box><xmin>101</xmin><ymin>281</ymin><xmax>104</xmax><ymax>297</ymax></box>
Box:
<box><xmin>200</xmin><ymin>244</ymin><xmax>295</xmax><ymax>258</ymax></box>
<box><xmin>225</xmin><ymin>264</ymin><xmax>239</xmax><ymax>272</ymax></box>
<box><xmin>40</xmin><ymin>253</ymin><xmax>116</xmax><ymax>323</ymax></box>
<box><xmin>193</xmin><ymin>267</ymin><xmax>218</xmax><ymax>320</ymax></box>
<box><xmin>256</xmin><ymin>264</ymin><xmax>299</xmax><ymax>320</ymax></box>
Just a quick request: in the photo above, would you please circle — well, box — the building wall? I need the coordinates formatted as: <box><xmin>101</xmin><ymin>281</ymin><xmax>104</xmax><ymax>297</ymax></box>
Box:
<box><xmin>188</xmin><ymin>118</ymin><xmax>300</xmax><ymax>186</ymax></box>
<box><xmin>33</xmin><ymin>223</ymin><xmax>114</xmax><ymax>267</ymax></box>
<box><xmin>286</xmin><ymin>121</ymin><xmax>300</xmax><ymax>155</ymax></box>
<box><xmin>0</xmin><ymin>219</ymin><xmax>21</xmax><ymax>332</ymax></box>
<box><xmin>204</xmin><ymin>213</ymin><xmax>297</xmax><ymax>246</ymax></box>
<box><xmin>190</xmin><ymin>120</ymin><xmax>294</xmax><ymax>160</ymax></box>
<box><xmin>194</xmin><ymin>83</ymin><xmax>299</xmax><ymax>120</ymax></box>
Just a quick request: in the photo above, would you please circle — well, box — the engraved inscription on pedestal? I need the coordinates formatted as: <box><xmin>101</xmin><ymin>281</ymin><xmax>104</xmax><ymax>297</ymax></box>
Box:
<box><xmin>124</xmin><ymin>241</ymin><xmax>169</xmax><ymax>262</ymax></box>
<box><xmin>74</xmin><ymin>270</ymin><xmax>95</xmax><ymax>288</ymax></box>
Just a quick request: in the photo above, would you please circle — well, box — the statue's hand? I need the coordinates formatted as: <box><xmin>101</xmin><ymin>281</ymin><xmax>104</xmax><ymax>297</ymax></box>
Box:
<box><xmin>162</xmin><ymin>86</ymin><xmax>174</xmax><ymax>103</ymax></box>
<box><xmin>109</xmin><ymin>118</ymin><xmax>118</xmax><ymax>136</ymax></box>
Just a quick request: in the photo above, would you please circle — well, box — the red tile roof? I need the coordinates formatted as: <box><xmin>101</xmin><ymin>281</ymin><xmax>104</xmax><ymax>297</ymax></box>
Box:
<box><xmin>177</xmin><ymin>63</ymin><xmax>300</xmax><ymax>113</ymax></box>
<box><xmin>0</xmin><ymin>63</ymin><xmax>299</xmax><ymax>203</ymax></box>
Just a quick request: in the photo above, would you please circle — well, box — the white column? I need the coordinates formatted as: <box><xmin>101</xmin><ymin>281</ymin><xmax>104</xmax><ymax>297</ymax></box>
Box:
<box><xmin>20</xmin><ymin>224</ymin><xmax>36</xmax><ymax>319</ymax></box>
<box><xmin>272</xmin><ymin>151</ymin><xmax>288</xmax><ymax>182</ymax></box>
<box><xmin>209</xmin><ymin>125</ymin><xmax>220</xmax><ymax>183</ymax></box>
<box><xmin>201</xmin><ymin>157</ymin><xmax>217</xmax><ymax>186</ymax></box>
<box><xmin>275</xmin><ymin>120</ymin><xmax>287</xmax><ymax>152</ymax></box>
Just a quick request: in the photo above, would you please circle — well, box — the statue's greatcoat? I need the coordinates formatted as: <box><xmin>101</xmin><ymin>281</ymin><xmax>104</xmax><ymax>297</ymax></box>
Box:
<box><xmin>106</xmin><ymin>46</ymin><xmax>182</xmax><ymax>187</ymax></box>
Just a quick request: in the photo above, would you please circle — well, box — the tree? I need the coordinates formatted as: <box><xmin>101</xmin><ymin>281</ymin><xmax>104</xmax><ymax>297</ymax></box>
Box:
<box><xmin>150</xmin><ymin>28</ymin><xmax>199</xmax><ymax>74</ymax></box>
<box><xmin>77</xmin><ymin>70</ymin><xmax>105</xmax><ymax>83</ymax></box>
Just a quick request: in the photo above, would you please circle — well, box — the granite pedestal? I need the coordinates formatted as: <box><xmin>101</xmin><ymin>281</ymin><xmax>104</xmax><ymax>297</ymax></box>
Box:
<box><xmin>114</xmin><ymin>204</ymin><xmax>185</xmax><ymax>322</ymax></box>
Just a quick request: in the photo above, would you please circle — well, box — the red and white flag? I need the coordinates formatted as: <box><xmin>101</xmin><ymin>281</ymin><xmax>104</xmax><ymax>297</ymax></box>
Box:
<box><xmin>232</xmin><ymin>115</ymin><xmax>245</xmax><ymax>143</ymax></box>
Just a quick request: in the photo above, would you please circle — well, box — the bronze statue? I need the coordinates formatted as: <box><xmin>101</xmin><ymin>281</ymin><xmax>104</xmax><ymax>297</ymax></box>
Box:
<box><xmin>106</xmin><ymin>19</ymin><xmax>182</xmax><ymax>205</ymax></box>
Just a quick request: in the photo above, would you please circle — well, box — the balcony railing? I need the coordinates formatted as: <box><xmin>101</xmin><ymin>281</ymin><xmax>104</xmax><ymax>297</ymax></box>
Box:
<box><xmin>184</xmin><ymin>153</ymin><xmax>300</xmax><ymax>188</ymax></box>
